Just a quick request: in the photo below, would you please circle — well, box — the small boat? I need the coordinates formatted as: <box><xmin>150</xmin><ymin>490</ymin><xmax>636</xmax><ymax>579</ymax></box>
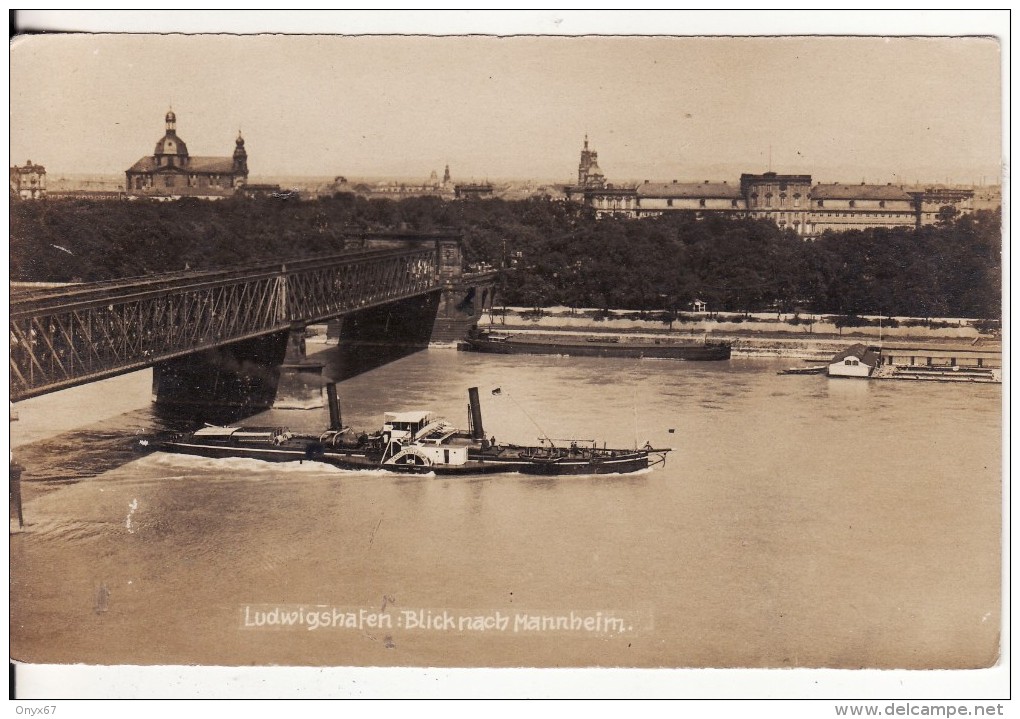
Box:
<box><xmin>460</xmin><ymin>329</ymin><xmax>731</xmax><ymax>361</ymax></box>
<box><xmin>777</xmin><ymin>365</ymin><xmax>827</xmax><ymax>375</ymax></box>
<box><xmin>149</xmin><ymin>386</ymin><xmax>671</xmax><ymax>476</ymax></box>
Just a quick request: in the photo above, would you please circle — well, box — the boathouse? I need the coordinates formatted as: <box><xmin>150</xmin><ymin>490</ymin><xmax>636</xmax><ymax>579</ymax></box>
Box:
<box><xmin>827</xmin><ymin>344</ymin><xmax>881</xmax><ymax>378</ymax></box>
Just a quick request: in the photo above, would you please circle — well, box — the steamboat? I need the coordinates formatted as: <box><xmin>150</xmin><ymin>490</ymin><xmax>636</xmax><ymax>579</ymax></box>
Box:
<box><xmin>148</xmin><ymin>386</ymin><xmax>671</xmax><ymax>476</ymax></box>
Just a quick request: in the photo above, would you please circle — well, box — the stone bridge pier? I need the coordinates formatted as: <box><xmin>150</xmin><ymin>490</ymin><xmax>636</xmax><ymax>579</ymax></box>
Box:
<box><xmin>275</xmin><ymin>321</ymin><xmax>327</xmax><ymax>409</ymax></box>
<box><xmin>151</xmin><ymin>331</ymin><xmax>291</xmax><ymax>415</ymax></box>
<box><xmin>328</xmin><ymin>238</ymin><xmax>497</xmax><ymax>345</ymax></box>
<box><xmin>430</xmin><ymin>242</ymin><xmax>499</xmax><ymax>343</ymax></box>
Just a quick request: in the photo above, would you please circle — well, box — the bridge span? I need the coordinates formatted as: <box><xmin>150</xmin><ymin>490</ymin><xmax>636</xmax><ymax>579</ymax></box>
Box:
<box><xmin>10</xmin><ymin>234</ymin><xmax>489</xmax><ymax>405</ymax></box>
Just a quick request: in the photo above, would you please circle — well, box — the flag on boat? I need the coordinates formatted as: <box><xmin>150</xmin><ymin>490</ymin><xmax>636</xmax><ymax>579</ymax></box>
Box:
<box><xmin>491</xmin><ymin>388</ymin><xmax>502</xmax><ymax>395</ymax></box>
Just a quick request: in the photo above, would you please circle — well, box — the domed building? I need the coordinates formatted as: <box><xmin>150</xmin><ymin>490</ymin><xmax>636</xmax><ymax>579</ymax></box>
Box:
<box><xmin>125</xmin><ymin>110</ymin><xmax>248</xmax><ymax>199</ymax></box>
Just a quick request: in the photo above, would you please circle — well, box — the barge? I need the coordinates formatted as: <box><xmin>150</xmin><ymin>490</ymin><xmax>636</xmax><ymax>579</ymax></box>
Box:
<box><xmin>460</xmin><ymin>329</ymin><xmax>731</xmax><ymax>361</ymax></box>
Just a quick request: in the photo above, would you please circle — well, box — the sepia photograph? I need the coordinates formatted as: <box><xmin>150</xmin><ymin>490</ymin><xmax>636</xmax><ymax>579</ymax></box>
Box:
<box><xmin>7</xmin><ymin>11</ymin><xmax>1006</xmax><ymax>702</ymax></box>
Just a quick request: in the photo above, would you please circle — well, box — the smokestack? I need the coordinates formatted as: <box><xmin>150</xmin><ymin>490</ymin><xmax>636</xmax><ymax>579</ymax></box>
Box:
<box><xmin>468</xmin><ymin>387</ymin><xmax>484</xmax><ymax>440</ymax></box>
<box><xmin>326</xmin><ymin>383</ymin><xmax>342</xmax><ymax>431</ymax></box>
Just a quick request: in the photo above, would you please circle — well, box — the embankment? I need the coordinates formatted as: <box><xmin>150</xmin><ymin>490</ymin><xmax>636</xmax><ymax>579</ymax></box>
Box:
<box><xmin>477</xmin><ymin>308</ymin><xmax>1001</xmax><ymax>361</ymax></box>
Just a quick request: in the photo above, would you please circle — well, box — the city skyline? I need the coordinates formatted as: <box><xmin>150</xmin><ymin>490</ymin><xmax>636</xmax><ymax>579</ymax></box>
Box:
<box><xmin>10</xmin><ymin>34</ymin><xmax>1003</xmax><ymax>186</ymax></box>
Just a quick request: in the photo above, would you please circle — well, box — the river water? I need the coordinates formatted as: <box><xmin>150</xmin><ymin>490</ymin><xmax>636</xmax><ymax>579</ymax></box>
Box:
<box><xmin>9</xmin><ymin>347</ymin><xmax>1002</xmax><ymax>669</ymax></box>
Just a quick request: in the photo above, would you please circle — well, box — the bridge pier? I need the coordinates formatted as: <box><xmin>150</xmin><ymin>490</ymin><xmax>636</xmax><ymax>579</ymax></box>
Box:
<box><xmin>428</xmin><ymin>237</ymin><xmax>499</xmax><ymax>343</ymax></box>
<box><xmin>431</xmin><ymin>271</ymin><xmax>498</xmax><ymax>343</ymax></box>
<box><xmin>274</xmin><ymin>322</ymin><xmax>326</xmax><ymax>410</ymax></box>
<box><xmin>151</xmin><ymin>332</ymin><xmax>289</xmax><ymax>416</ymax></box>
<box><xmin>10</xmin><ymin>408</ymin><xmax>24</xmax><ymax>531</ymax></box>
<box><xmin>10</xmin><ymin>460</ymin><xmax>24</xmax><ymax>531</ymax></box>
<box><xmin>330</xmin><ymin>291</ymin><xmax>443</xmax><ymax>381</ymax></box>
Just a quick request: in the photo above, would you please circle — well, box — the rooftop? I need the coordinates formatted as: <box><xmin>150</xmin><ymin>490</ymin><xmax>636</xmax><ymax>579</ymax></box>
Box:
<box><xmin>637</xmin><ymin>181</ymin><xmax>743</xmax><ymax>199</ymax></box>
<box><xmin>830</xmin><ymin>343</ymin><xmax>882</xmax><ymax>367</ymax></box>
<box><xmin>127</xmin><ymin>156</ymin><xmax>237</xmax><ymax>174</ymax></box>
<box><xmin>810</xmin><ymin>183</ymin><xmax>913</xmax><ymax>201</ymax></box>
<box><xmin>384</xmin><ymin>411</ymin><xmax>433</xmax><ymax>424</ymax></box>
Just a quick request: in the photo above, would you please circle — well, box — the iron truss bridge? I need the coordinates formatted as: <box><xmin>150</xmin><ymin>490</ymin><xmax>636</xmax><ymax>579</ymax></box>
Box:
<box><xmin>10</xmin><ymin>246</ymin><xmax>439</xmax><ymax>401</ymax></box>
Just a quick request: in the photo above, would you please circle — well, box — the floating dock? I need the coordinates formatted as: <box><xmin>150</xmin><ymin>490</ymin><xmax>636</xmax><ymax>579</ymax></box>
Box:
<box><xmin>872</xmin><ymin>343</ymin><xmax>1001</xmax><ymax>383</ymax></box>
<box><xmin>872</xmin><ymin>364</ymin><xmax>1001</xmax><ymax>384</ymax></box>
<box><xmin>816</xmin><ymin>341</ymin><xmax>1003</xmax><ymax>384</ymax></box>
<box><xmin>878</xmin><ymin>343</ymin><xmax>1001</xmax><ymax>370</ymax></box>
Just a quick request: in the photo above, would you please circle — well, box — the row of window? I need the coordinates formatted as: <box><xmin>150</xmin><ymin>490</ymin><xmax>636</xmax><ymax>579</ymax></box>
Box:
<box><xmin>130</xmin><ymin>174</ymin><xmax>230</xmax><ymax>190</ymax></box>
<box><xmin>599</xmin><ymin>197</ymin><xmax>920</xmax><ymax>211</ymax></box>
<box><xmin>814</xmin><ymin>212</ymin><xmax>912</xmax><ymax>219</ymax></box>
<box><xmin>620</xmin><ymin>202</ymin><xmax>915</xmax><ymax>219</ymax></box>
<box><xmin>665</xmin><ymin>198</ymin><xmax>741</xmax><ymax>208</ymax></box>
<box><xmin>750</xmin><ymin>195</ymin><xmax>801</xmax><ymax>208</ymax></box>
<box><xmin>817</xmin><ymin>199</ymin><xmax>903</xmax><ymax>208</ymax></box>
<box><xmin>155</xmin><ymin>156</ymin><xmax>187</xmax><ymax>168</ymax></box>
<box><xmin>749</xmin><ymin>192</ymin><xmax>802</xmax><ymax>199</ymax></box>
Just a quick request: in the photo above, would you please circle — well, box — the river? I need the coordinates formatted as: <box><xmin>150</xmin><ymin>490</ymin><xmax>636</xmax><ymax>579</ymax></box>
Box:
<box><xmin>9</xmin><ymin>346</ymin><xmax>1002</xmax><ymax>670</ymax></box>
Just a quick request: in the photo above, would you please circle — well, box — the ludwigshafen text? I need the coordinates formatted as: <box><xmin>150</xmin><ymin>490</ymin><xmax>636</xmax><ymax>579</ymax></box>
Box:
<box><xmin>241</xmin><ymin>605</ymin><xmax>635</xmax><ymax>634</ymax></box>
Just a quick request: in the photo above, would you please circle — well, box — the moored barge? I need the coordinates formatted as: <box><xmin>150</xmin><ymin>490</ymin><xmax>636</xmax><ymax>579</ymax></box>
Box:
<box><xmin>460</xmin><ymin>329</ymin><xmax>731</xmax><ymax>361</ymax></box>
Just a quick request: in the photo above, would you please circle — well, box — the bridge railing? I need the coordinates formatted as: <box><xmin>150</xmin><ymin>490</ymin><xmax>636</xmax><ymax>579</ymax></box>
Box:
<box><xmin>10</xmin><ymin>245</ymin><xmax>442</xmax><ymax>401</ymax></box>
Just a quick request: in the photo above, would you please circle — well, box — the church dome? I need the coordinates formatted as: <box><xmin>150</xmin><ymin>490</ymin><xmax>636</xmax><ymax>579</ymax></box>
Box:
<box><xmin>154</xmin><ymin>133</ymin><xmax>188</xmax><ymax>157</ymax></box>
<box><xmin>154</xmin><ymin>108</ymin><xmax>188</xmax><ymax>157</ymax></box>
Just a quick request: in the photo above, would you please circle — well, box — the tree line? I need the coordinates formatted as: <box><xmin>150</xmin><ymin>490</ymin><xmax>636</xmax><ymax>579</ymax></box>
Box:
<box><xmin>10</xmin><ymin>193</ymin><xmax>1001</xmax><ymax>320</ymax></box>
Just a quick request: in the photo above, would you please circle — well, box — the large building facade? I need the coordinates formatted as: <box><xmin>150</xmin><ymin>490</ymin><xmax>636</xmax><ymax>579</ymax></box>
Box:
<box><xmin>125</xmin><ymin>110</ymin><xmax>248</xmax><ymax>199</ymax></box>
<box><xmin>807</xmin><ymin>182</ymin><xmax>919</xmax><ymax>235</ymax></box>
<box><xmin>10</xmin><ymin>160</ymin><xmax>46</xmax><ymax>199</ymax></box>
<box><xmin>565</xmin><ymin>139</ymin><xmax>976</xmax><ymax>237</ymax></box>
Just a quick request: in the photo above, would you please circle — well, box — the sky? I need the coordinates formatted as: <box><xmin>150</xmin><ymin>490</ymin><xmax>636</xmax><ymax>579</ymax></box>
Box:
<box><xmin>9</xmin><ymin>15</ymin><xmax>1005</xmax><ymax>186</ymax></box>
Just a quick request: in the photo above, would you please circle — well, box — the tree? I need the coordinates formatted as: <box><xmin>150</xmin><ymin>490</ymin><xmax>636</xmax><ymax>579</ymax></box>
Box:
<box><xmin>10</xmin><ymin>195</ymin><xmax>1001</xmax><ymax>322</ymax></box>
<box><xmin>936</xmin><ymin>204</ymin><xmax>961</xmax><ymax>225</ymax></box>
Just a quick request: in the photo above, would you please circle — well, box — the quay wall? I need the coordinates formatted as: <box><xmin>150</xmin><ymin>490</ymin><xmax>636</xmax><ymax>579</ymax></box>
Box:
<box><xmin>477</xmin><ymin>309</ymin><xmax>1001</xmax><ymax>362</ymax></box>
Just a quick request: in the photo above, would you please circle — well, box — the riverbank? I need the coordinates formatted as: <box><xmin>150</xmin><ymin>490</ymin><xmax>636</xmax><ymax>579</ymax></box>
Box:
<box><xmin>475</xmin><ymin>308</ymin><xmax>1002</xmax><ymax>361</ymax></box>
